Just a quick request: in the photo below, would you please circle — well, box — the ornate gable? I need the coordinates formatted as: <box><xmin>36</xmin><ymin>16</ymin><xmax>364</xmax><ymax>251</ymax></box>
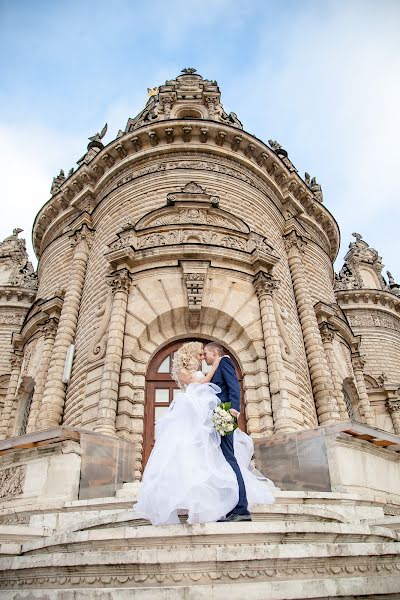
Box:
<box><xmin>106</xmin><ymin>183</ymin><xmax>277</xmax><ymax>274</ymax></box>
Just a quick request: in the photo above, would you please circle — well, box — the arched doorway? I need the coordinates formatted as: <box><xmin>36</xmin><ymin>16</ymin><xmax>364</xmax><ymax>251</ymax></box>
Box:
<box><xmin>143</xmin><ymin>339</ymin><xmax>245</xmax><ymax>467</ymax></box>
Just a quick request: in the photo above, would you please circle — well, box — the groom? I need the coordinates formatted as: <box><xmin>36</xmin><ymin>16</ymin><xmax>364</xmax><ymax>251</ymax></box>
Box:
<box><xmin>203</xmin><ymin>342</ymin><xmax>252</xmax><ymax>522</ymax></box>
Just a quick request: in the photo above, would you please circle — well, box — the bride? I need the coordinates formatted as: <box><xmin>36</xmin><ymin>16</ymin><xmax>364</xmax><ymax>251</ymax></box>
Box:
<box><xmin>134</xmin><ymin>341</ymin><xmax>276</xmax><ymax>525</ymax></box>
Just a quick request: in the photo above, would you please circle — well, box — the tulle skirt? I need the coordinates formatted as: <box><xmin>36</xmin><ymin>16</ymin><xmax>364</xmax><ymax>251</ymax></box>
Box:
<box><xmin>134</xmin><ymin>382</ymin><xmax>276</xmax><ymax>525</ymax></box>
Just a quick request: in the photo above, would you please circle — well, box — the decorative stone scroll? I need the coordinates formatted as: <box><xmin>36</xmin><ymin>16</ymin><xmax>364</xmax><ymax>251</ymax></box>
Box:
<box><xmin>0</xmin><ymin>465</ymin><xmax>25</xmax><ymax>499</ymax></box>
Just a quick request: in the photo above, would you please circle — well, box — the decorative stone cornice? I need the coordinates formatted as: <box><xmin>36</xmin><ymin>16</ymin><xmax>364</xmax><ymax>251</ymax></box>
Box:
<box><xmin>336</xmin><ymin>288</ymin><xmax>400</xmax><ymax>315</ymax></box>
<box><xmin>32</xmin><ymin>119</ymin><xmax>340</xmax><ymax>261</ymax></box>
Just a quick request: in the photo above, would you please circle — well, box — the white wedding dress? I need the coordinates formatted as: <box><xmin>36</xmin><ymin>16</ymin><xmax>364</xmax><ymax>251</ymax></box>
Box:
<box><xmin>134</xmin><ymin>372</ymin><xmax>276</xmax><ymax>525</ymax></box>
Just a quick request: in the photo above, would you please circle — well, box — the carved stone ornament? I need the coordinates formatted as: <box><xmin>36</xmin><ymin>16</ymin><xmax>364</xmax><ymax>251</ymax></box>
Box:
<box><xmin>319</xmin><ymin>322</ymin><xmax>336</xmax><ymax>344</ymax></box>
<box><xmin>386</xmin><ymin>398</ymin><xmax>400</xmax><ymax>413</ymax></box>
<box><xmin>0</xmin><ymin>229</ymin><xmax>38</xmax><ymax>290</ymax></box>
<box><xmin>180</xmin><ymin>261</ymin><xmax>209</xmax><ymax>328</ymax></box>
<box><xmin>283</xmin><ymin>230</ymin><xmax>305</xmax><ymax>254</ymax></box>
<box><xmin>124</xmin><ymin>69</ymin><xmax>243</xmax><ymax>134</ymax></box>
<box><xmin>107</xmin><ymin>269</ymin><xmax>132</xmax><ymax>294</ymax></box>
<box><xmin>351</xmin><ymin>353</ymin><xmax>366</xmax><ymax>371</ymax></box>
<box><xmin>335</xmin><ymin>233</ymin><xmax>388</xmax><ymax>292</ymax></box>
<box><xmin>0</xmin><ymin>465</ymin><xmax>25</xmax><ymax>499</ymax></box>
<box><xmin>10</xmin><ymin>353</ymin><xmax>23</xmax><ymax>371</ymax></box>
<box><xmin>184</xmin><ymin>273</ymin><xmax>206</xmax><ymax>308</ymax></box>
<box><xmin>42</xmin><ymin>317</ymin><xmax>58</xmax><ymax>340</ymax></box>
<box><xmin>89</xmin><ymin>291</ymin><xmax>113</xmax><ymax>362</ymax></box>
<box><xmin>69</xmin><ymin>223</ymin><xmax>95</xmax><ymax>249</ymax></box>
<box><xmin>253</xmin><ymin>271</ymin><xmax>279</xmax><ymax>298</ymax></box>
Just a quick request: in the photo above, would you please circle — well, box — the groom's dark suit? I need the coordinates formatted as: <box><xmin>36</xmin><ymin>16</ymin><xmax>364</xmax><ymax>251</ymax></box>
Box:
<box><xmin>212</xmin><ymin>356</ymin><xmax>250</xmax><ymax>516</ymax></box>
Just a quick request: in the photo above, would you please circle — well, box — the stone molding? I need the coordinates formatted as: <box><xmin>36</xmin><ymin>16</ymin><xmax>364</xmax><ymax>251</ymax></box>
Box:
<box><xmin>32</xmin><ymin>120</ymin><xmax>340</xmax><ymax>260</ymax></box>
<box><xmin>105</xmin><ymin>198</ymin><xmax>279</xmax><ymax>275</ymax></box>
<box><xmin>336</xmin><ymin>288</ymin><xmax>400</xmax><ymax>316</ymax></box>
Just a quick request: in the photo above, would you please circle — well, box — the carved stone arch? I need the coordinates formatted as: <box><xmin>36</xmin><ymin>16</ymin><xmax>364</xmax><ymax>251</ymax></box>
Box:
<box><xmin>119</xmin><ymin>304</ymin><xmax>272</xmax><ymax>473</ymax></box>
<box><xmin>342</xmin><ymin>377</ymin><xmax>361</xmax><ymax>421</ymax></box>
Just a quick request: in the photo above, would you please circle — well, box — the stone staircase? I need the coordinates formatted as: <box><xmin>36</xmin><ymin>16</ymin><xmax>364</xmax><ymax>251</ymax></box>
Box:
<box><xmin>0</xmin><ymin>488</ymin><xmax>399</xmax><ymax>599</ymax></box>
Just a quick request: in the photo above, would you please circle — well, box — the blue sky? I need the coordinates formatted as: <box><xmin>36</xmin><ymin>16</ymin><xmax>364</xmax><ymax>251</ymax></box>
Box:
<box><xmin>0</xmin><ymin>0</ymin><xmax>399</xmax><ymax>280</ymax></box>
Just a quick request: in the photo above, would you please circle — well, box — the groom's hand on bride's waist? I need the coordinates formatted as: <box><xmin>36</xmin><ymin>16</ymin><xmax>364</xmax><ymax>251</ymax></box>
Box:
<box><xmin>229</xmin><ymin>408</ymin><xmax>239</xmax><ymax>417</ymax></box>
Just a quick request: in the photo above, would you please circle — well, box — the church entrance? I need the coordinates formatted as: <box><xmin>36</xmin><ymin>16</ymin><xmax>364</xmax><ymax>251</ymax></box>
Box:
<box><xmin>143</xmin><ymin>339</ymin><xmax>245</xmax><ymax>467</ymax></box>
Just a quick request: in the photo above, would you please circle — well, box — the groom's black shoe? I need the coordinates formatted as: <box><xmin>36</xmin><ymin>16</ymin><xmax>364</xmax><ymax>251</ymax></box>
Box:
<box><xmin>217</xmin><ymin>513</ymin><xmax>252</xmax><ymax>522</ymax></box>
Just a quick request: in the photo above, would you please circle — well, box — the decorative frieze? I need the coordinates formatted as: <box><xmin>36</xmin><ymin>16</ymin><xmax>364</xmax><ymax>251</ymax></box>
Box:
<box><xmin>347</xmin><ymin>309</ymin><xmax>400</xmax><ymax>332</ymax></box>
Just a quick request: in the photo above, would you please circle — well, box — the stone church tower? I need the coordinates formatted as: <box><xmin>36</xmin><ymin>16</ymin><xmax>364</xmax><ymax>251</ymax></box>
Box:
<box><xmin>0</xmin><ymin>69</ymin><xmax>399</xmax><ymax>598</ymax></box>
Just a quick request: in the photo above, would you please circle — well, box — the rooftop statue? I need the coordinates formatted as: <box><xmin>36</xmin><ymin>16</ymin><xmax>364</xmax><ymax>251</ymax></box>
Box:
<box><xmin>88</xmin><ymin>123</ymin><xmax>108</xmax><ymax>147</ymax></box>
<box><xmin>50</xmin><ymin>169</ymin><xmax>66</xmax><ymax>195</ymax></box>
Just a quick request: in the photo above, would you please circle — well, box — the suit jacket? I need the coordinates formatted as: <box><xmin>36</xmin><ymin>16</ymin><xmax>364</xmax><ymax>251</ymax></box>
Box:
<box><xmin>211</xmin><ymin>356</ymin><xmax>240</xmax><ymax>413</ymax></box>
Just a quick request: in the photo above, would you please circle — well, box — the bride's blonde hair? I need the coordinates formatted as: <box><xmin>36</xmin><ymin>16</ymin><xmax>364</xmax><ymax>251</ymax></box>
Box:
<box><xmin>171</xmin><ymin>341</ymin><xmax>203</xmax><ymax>387</ymax></box>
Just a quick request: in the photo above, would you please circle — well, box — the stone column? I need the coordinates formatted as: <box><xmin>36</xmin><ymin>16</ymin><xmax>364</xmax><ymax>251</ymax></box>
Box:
<box><xmin>94</xmin><ymin>269</ymin><xmax>131</xmax><ymax>436</ymax></box>
<box><xmin>351</xmin><ymin>353</ymin><xmax>375</xmax><ymax>425</ymax></box>
<box><xmin>386</xmin><ymin>397</ymin><xmax>400</xmax><ymax>435</ymax></box>
<box><xmin>0</xmin><ymin>353</ymin><xmax>23</xmax><ymax>439</ymax></box>
<box><xmin>37</xmin><ymin>225</ymin><xmax>93</xmax><ymax>430</ymax></box>
<box><xmin>253</xmin><ymin>271</ymin><xmax>295</xmax><ymax>433</ymax></box>
<box><xmin>319</xmin><ymin>323</ymin><xmax>348</xmax><ymax>420</ymax></box>
<box><xmin>283</xmin><ymin>230</ymin><xmax>340</xmax><ymax>425</ymax></box>
<box><xmin>25</xmin><ymin>318</ymin><xmax>58</xmax><ymax>434</ymax></box>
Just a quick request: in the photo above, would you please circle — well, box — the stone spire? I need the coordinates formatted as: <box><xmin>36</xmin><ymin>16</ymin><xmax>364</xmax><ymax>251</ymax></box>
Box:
<box><xmin>124</xmin><ymin>68</ymin><xmax>243</xmax><ymax>133</ymax></box>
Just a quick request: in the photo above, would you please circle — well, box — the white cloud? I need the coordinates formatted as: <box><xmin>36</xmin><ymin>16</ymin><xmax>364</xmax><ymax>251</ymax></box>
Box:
<box><xmin>0</xmin><ymin>123</ymin><xmax>82</xmax><ymax>265</ymax></box>
<box><xmin>226</xmin><ymin>0</ymin><xmax>400</xmax><ymax>278</ymax></box>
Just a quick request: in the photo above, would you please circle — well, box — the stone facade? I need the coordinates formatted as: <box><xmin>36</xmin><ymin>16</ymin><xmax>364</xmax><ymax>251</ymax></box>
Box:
<box><xmin>0</xmin><ymin>68</ymin><xmax>399</xmax><ymax>598</ymax></box>
<box><xmin>1</xmin><ymin>68</ymin><xmax>399</xmax><ymax>449</ymax></box>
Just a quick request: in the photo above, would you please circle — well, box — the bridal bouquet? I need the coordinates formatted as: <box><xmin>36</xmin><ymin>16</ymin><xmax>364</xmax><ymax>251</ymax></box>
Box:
<box><xmin>212</xmin><ymin>402</ymin><xmax>238</xmax><ymax>436</ymax></box>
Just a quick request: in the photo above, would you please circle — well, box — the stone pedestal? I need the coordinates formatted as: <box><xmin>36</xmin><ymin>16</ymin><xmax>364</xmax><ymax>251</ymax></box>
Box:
<box><xmin>0</xmin><ymin>428</ymin><xmax>135</xmax><ymax>505</ymax></box>
<box><xmin>254</xmin><ymin>420</ymin><xmax>400</xmax><ymax>501</ymax></box>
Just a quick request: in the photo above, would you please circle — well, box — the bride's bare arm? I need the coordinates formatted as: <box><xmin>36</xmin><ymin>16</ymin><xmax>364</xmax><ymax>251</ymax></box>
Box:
<box><xmin>201</xmin><ymin>357</ymin><xmax>221</xmax><ymax>383</ymax></box>
<box><xmin>178</xmin><ymin>369</ymin><xmax>199</xmax><ymax>386</ymax></box>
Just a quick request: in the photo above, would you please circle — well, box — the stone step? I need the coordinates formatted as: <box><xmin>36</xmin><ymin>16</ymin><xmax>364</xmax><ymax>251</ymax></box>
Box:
<box><xmin>0</xmin><ymin>541</ymin><xmax>399</xmax><ymax>598</ymax></box>
<box><xmin>53</xmin><ymin>504</ymin><xmax>385</xmax><ymax>538</ymax></box>
<box><xmin>20</xmin><ymin>520</ymin><xmax>399</xmax><ymax>555</ymax></box>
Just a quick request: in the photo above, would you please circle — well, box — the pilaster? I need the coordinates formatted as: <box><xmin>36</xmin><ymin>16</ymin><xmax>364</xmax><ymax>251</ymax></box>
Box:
<box><xmin>37</xmin><ymin>224</ymin><xmax>93</xmax><ymax>430</ymax></box>
<box><xmin>351</xmin><ymin>353</ymin><xmax>375</xmax><ymax>426</ymax></box>
<box><xmin>253</xmin><ymin>271</ymin><xmax>295</xmax><ymax>433</ymax></box>
<box><xmin>284</xmin><ymin>230</ymin><xmax>340</xmax><ymax>425</ymax></box>
<box><xmin>94</xmin><ymin>269</ymin><xmax>132</xmax><ymax>436</ymax></box>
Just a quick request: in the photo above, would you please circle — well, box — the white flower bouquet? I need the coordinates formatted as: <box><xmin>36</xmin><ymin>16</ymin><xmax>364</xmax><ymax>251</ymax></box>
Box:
<box><xmin>212</xmin><ymin>402</ymin><xmax>238</xmax><ymax>436</ymax></box>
